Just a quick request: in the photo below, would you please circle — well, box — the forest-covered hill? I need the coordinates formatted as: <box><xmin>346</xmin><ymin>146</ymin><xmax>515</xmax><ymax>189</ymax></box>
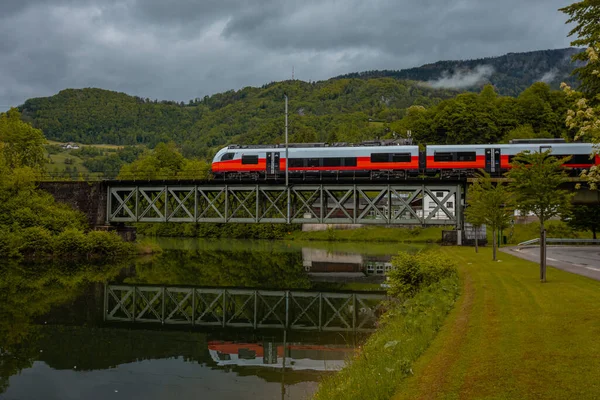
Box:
<box><xmin>335</xmin><ymin>48</ymin><xmax>582</xmax><ymax>96</ymax></box>
<box><xmin>19</xmin><ymin>79</ymin><xmax>458</xmax><ymax>158</ymax></box>
<box><xmin>17</xmin><ymin>48</ymin><xmax>579</xmax><ymax>159</ymax></box>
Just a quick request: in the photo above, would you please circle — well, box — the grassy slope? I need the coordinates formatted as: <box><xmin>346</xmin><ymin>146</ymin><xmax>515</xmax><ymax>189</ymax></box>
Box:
<box><xmin>288</xmin><ymin>226</ymin><xmax>448</xmax><ymax>243</ymax></box>
<box><xmin>392</xmin><ymin>247</ymin><xmax>600</xmax><ymax>400</ymax></box>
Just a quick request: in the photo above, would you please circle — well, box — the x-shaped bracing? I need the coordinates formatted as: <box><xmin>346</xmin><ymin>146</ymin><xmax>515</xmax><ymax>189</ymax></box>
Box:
<box><xmin>291</xmin><ymin>187</ymin><xmax>321</xmax><ymax>220</ymax></box>
<box><xmin>110</xmin><ymin>188</ymin><xmax>137</xmax><ymax>221</ymax></box>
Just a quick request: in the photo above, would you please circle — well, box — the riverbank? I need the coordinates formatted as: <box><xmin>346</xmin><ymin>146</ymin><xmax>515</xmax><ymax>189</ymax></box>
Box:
<box><xmin>392</xmin><ymin>247</ymin><xmax>600</xmax><ymax>399</ymax></box>
<box><xmin>287</xmin><ymin>226</ymin><xmax>445</xmax><ymax>243</ymax></box>
<box><xmin>313</xmin><ymin>251</ymin><xmax>460</xmax><ymax>400</ymax></box>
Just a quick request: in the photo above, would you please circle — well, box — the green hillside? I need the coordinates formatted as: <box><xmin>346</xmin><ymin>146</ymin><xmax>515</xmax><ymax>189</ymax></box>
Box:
<box><xmin>19</xmin><ymin>80</ymin><xmax>457</xmax><ymax>159</ymax></box>
<box><xmin>17</xmin><ymin>49</ymin><xmax>578</xmax><ymax>159</ymax></box>
<box><xmin>335</xmin><ymin>48</ymin><xmax>582</xmax><ymax>96</ymax></box>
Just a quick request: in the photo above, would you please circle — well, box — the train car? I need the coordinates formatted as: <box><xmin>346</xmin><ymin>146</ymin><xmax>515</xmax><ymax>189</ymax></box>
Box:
<box><xmin>212</xmin><ymin>143</ymin><xmax>420</xmax><ymax>180</ymax></box>
<box><xmin>426</xmin><ymin>140</ymin><xmax>598</xmax><ymax>177</ymax></box>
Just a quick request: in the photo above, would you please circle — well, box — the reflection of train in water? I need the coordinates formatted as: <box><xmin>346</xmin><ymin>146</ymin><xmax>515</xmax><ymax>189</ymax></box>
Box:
<box><xmin>208</xmin><ymin>341</ymin><xmax>352</xmax><ymax>371</ymax></box>
<box><xmin>212</xmin><ymin>139</ymin><xmax>599</xmax><ymax>180</ymax></box>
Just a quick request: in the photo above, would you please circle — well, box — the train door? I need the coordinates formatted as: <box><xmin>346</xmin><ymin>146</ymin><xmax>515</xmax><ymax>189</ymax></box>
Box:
<box><xmin>485</xmin><ymin>148</ymin><xmax>501</xmax><ymax>175</ymax></box>
<box><xmin>266</xmin><ymin>152</ymin><xmax>280</xmax><ymax>176</ymax></box>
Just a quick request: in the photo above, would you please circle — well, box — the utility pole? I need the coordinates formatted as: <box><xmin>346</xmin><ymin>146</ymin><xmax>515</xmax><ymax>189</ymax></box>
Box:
<box><xmin>284</xmin><ymin>94</ymin><xmax>289</xmax><ymax>187</ymax></box>
<box><xmin>284</xmin><ymin>94</ymin><xmax>290</xmax><ymax>223</ymax></box>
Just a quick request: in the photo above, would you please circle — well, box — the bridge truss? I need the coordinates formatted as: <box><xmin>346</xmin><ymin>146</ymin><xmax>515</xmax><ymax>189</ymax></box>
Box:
<box><xmin>105</xmin><ymin>284</ymin><xmax>387</xmax><ymax>332</ymax></box>
<box><xmin>107</xmin><ymin>183</ymin><xmax>463</xmax><ymax>225</ymax></box>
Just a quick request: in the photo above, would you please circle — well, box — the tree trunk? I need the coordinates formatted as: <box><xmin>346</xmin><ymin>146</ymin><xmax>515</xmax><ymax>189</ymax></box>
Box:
<box><xmin>540</xmin><ymin>221</ymin><xmax>546</xmax><ymax>283</ymax></box>
<box><xmin>593</xmin><ymin>229</ymin><xmax>597</xmax><ymax>240</ymax></box>
<box><xmin>492</xmin><ymin>227</ymin><xmax>497</xmax><ymax>261</ymax></box>
<box><xmin>475</xmin><ymin>226</ymin><xmax>479</xmax><ymax>253</ymax></box>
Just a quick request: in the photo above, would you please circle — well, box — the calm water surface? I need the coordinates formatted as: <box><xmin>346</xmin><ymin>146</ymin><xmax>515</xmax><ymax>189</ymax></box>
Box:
<box><xmin>0</xmin><ymin>238</ymin><xmax>420</xmax><ymax>400</ymax></box>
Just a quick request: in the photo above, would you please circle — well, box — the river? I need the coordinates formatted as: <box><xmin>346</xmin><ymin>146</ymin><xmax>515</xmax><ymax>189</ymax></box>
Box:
<box><xmin>0</xmin><ymin>238</ymin><xmax>422</xmax><ymax>400</ymax></box>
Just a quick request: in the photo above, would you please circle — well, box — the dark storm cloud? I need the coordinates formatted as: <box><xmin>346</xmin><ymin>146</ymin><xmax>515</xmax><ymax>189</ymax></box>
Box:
<box><xmin>0</xmin><ymin>0</ymin><xmax>573</xmax><ymax>111</ymax></box>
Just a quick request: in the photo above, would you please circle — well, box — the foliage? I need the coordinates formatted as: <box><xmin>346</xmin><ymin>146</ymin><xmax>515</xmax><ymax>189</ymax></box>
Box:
<box><xmin>0</xmin><ymin>110</ymin><xmax>132</xmax><ymax>259</ymax></box>
<box><xmin>313</xmin><ymin>274</ymin><xmax>460</xmax><ymax>400</ymax></box>
<box><xmin>560</xmin><ymin>1</ymin><xmax>600</xmax><ymax>100</ymax></box>
<box><xmin>17</xmin><ymin>58</ymin><xmax>577</xmax><ymax>160</ymax></box>
<box><xmin>562</xmin><ymin>204</ymin><xmax>600</xmax><ymax>239</ymax></box>
<box><xmin>507</xmin><ymin>150</ymin><xmax>574</xmax><ymax>231</ymax></box>
<box><xmin>390</xmin><ymin>83</ymin><xmax>569</xmax><ymax>145</ymax></box>
<box><xmin>0</xmin><ymin>109</ymin><xmax>46</xmax><ymax>171</ymax></box>
<box><xmin>503</xmin><ymin>220</ymin><xmax>594</xmax><ymax>245</ymax></box>
<box><xmin>117</xmin><ymin>142</ymin><xmax>210</xmax><ymax>180</ymax></box>
<box><xmin>560</xmin><ymin>1</ymin><xmax>600</xmax><ymax>188</ymax></box>
<box><xmin>465</xmin><ymin>171</ymin><xmax>514</xmax><ymax>260</ymax></box>
<box><xmin>387</xmin><ymin>251</ymin><xmax>458</xmax><ymax>298</ymax></box>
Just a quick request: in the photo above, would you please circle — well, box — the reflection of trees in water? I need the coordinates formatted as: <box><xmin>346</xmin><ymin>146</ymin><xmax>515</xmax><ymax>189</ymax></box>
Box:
<box><xmin>0</xmin><ymin>261</ymin><xmax>124</xmax><ymax>393</ymax></box>
<box><xmin>128</xmin><ymin>249</ymin><xmax>311</xmax><ymax>289</ymax></box>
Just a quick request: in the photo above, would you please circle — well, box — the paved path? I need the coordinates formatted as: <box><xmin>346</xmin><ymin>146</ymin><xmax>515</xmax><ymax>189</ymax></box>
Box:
<box><xmin>500</xmin><ymin>246</ymin><xmax>600</xmax><ymax>281</ymax></box>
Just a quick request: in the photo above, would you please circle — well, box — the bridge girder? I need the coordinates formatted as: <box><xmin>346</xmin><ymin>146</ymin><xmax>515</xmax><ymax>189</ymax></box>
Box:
<box><xmin>106</xmin><ymin>183</ymin><xmax>464</xmax><ymax>226</ymax></box>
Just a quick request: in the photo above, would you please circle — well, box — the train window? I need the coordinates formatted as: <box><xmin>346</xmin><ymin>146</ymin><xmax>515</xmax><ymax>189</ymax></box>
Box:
<box><xmin>323</xmin><ymin>158</ymin><xmax>343</xmax><ymax>167</ymax></box>
<box><xmin>288</xmin><ymin>158</ymin><xmax>304</xmax><ymax>168</ymax></box>
<box><xmin>220</xmin><ymin>153</ymin><xmax>234</xmax><ymax>161</ymax></box>
<box><xmin>392</xmin><ymin>153</ymin><xmax>411</xmax><ymax>162</ymax></box>
<box><xmin>241</xmin><ymin>155</ymin><xmax>259</xmax><ymax>165</ymax></box>
<box><xmin>457</xmin><ymin>152</ymin><xmax>476</xmax><ymax>162</ymax></box>
<box><xmin>434</xmin><ymin>152</ymin><xmax>453</xmax><ymax>162</ymax></box>
<box><xmin>307</xmin><ymin>158</ymin><xmax>321</xmax><ymax>167</ymax></box>
<box><xmin>344</xmin><ymin>157</ymin><xmax>357</xmax><ymax>167</ymax></box>
<box><xmin>564</xmin><ymin>154</ymin><xmax>593</xmax><ymax>164</ymax></box>
<box><xmin>371</xmin><ymin>153</ymin><xmax>390</xmax><ymax>163</ymax></box>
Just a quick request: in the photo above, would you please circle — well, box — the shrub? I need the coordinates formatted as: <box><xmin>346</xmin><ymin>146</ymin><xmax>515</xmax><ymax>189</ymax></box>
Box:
<box><xmin>86</xmin><ymin>230</ymin><xmax>131</xmax><ymax>257</ymax></box>
<box><xmin>53</xmin><ymin>228</ymin><xmax>88</xmax><ymax>257</ymax></box>
<box><xmin>387</xmin><ymin>251</ymin><xmax>458</xmax><ymax>298</ymax></box>
<box><xmin>18</xmin><ymin>226</ymin><xmax>54</xmax><ymax>255</ymax></box>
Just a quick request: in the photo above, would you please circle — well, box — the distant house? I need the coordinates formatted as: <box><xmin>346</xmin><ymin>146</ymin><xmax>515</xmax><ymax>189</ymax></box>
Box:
<box><xmin>60</xmin><ymin>142</ymin><xmax>80</xmax><ymax>150</ymax></box>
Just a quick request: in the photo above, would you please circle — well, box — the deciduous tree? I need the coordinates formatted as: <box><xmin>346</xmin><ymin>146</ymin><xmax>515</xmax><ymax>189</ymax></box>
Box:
<box><xmin>507</xmin><ymin>150</ymin><xmax>575</xmax><ymax>281</ymax></box>
<box><xmin>563</xmin><ymin>204</ymin><xmax>600</xmax><ymax>239</ymax></box>
<box><xmin>560</xmin><ymin>1</ymin><xmax>600</xmax><ymax>188</ymax></box>
<box><xmin>465</xmin><ymin>171</ymin><xmax>514</xmax><ymax>260</ymax></box>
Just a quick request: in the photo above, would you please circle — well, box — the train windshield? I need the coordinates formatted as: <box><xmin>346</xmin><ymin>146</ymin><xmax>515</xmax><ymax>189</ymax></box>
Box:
<box><xmin>220</xmin><ymin>153</ymin><xmax>235</xmax><ymax>161</ymax></box>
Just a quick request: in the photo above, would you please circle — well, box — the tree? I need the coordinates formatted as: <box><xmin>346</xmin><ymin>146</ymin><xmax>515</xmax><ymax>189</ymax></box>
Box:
<box><xmin>507</xmin><ymin>150</ymin><xmax>575</xmax><ymax>282</ymax></box>
<box><xmin>0</xmin><ymin>108</ymin><xmax>46</xmax><ymax>172</ymax></box>
<box><xmin>560</xmin><ymin>1</ymin><xmax>600</xmax><ymax>189</ymax></box>
<box><xmin>117</xmin><ymin>142</ymin><xmax>210</xmax><ymax>180</ymax></box>
<box><xmin>563</xmin><ymin>204</ymin><xmax>600</xmax><ymax>239</ymax></box>
<box><xmin>465</xmin><ymin>171</ymin><xmax>514</xmax><ymax>260</ymax></box>
<box><xmin>560</xmin><ymin>1</ymin><xmax>600</xmax><ymax>100</ymax></box>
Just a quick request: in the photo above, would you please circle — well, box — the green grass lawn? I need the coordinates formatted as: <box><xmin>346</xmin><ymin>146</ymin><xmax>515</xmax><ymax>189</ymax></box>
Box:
<box><xmin>392</xmin><ymin>247</ymin><xmax>600</xmax><ymax>400</ymax></box>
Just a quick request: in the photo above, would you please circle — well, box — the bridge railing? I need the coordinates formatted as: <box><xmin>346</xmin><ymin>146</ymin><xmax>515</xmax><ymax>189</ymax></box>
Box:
<box><xmin>517</xmin><ymin>238</ymin><xmax>600</xmax><ymax>246</ymax></box>
<box><xmin>104</xmin><ymin>284</ymin><xmax>387</xmax><ymax>332</ymax></box>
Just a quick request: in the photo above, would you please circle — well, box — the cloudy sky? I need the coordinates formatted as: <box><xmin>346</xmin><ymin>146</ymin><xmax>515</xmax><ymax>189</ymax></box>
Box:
<box><xmin>0</xmin><ymin>0</ymin><xmax>574</xmax><ymax>111</ymax></box>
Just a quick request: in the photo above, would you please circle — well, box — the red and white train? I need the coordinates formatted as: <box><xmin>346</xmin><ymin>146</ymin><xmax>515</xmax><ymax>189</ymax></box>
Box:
<box><xmin>211</xmin><ymin>139</ymin><xmax>599</xmax><ymax>180</ymax></box>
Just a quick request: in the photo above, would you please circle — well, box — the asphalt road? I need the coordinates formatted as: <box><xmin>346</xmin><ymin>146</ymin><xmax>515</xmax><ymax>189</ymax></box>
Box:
<box><xmin>501</xmin><ymin>246</ymin><xmax>600</xmax><ymax>281</ymax></box>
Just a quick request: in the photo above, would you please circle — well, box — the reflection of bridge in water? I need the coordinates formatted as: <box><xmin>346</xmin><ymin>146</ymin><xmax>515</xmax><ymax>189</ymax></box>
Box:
<box><xmin>105</xmin><ymin>284</ymin><xmax>387</xmax><ymax>332</ymax></box>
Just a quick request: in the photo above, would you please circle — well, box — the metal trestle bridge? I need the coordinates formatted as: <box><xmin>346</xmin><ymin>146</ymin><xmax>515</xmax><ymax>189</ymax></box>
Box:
<box><xmin>107</xmin><ymin>183</ymin><xmax>463</xmax><ymax>225</ymax></box>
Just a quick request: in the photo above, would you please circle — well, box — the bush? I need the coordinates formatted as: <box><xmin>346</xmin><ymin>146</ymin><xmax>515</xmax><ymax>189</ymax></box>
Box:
<box><xmin>387</xmin><ymin>251</ymin><xmax>458</xmax><ymax>298</ymax></box>
<box><xmin>18</xmin><ymin>226</ymin><xmax>54</xmax><ymax>255</ymax></box>
<box><xmin>53</xmin><ymin>228</ymin><xmax>88</xmax><ymax>257</ymax></box>
<box><xmin>86</xmin><ymin>230</ymin><xmax>132</xmax><ymax>257</ymax></box>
